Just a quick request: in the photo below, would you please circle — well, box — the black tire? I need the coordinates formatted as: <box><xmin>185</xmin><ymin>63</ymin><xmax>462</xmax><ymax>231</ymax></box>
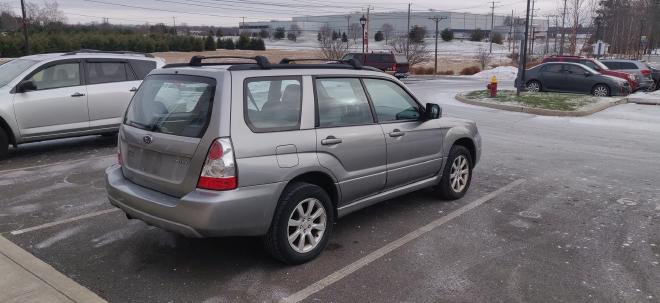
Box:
<box><xmin>526</xmin><ymin>80</ymin><xmax>542</xmax><ymax>92</ymax></box>
<box><xmin>264</xmin><ymin>182</ymin><xmax>334</xmax><ymax>264</ymax></box>
<box><xmin>591</xmin><ymin>84</ymin><xmax>610</xmax><ymax>97</ymax></box>
<box><xmin>436</xmin><ymin>145</ymin><xmax>473</xmax><ymax>200</ymax></box>
<box><xmin>0</xmin><ymin>129</ymin><xmax>8</xmax><ymax>160</ymax></box>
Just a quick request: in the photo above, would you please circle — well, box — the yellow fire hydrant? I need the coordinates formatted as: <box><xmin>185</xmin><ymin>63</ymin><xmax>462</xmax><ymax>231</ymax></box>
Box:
<box><xmin>486</xmin><ymin>75</ymin><xmax>498</xmax><ymax>97</ymax></box>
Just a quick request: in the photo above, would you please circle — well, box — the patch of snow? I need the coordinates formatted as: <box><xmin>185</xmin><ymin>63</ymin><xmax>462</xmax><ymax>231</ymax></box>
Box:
<box><xmin>470</xmin><ymin>66</ymin><xmax>518</xmax><ymax>80</ymax></box>
<box><xmin>628</xmin><ymin>90</ymin><xmax>660</xmax><ymax>100</ymax></box>
<box><xmin>35</xmin><ymin>225</ymin><xmax>85</xmax><ymax>249</ymax></box>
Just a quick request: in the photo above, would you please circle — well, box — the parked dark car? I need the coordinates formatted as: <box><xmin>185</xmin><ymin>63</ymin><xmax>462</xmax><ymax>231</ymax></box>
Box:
<box><xmin>542</xmin><ymin>55</ymin><xmax>638</xmax><ymax>91</ymax></box>
<box><xmin>342</xmin><ymin>52</ymin><xmax>409</xmax><ymax>78</ymax></box>
<box><xmin>524</xmin><ymin>62</ymin><xmax>630</xmax><ymax>96</ymax></box>
<box><xmin>646</xmin><ymin>64</ymin><xmax>660</xmax><ymax>91</ymax></box>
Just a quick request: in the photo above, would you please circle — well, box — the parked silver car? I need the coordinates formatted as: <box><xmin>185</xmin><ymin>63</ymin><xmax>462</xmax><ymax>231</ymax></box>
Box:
<box><xmin>105</xmin><ymin>56</ymin><xmax>482</xmax><ymax>264</ymax></box>
<box><xmin>600</xmin><ymin>59</ymin><xmax>656</xmax><ymax>91</ymax></box>
<box><xmin>524</xmin><ymin>62</ymin><xmax>630</xmax><ymax>96</ymax></box>
<box><xmin>0</xmin><ymin>50</ymin><xmax>165</xmax><ymax>159</ymax></box>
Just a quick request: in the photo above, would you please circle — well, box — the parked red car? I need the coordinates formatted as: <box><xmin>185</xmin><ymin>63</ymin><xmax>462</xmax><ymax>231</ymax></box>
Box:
<box><xmin>542</xmin><ymin>56</ymin><xmax>638</xmax><ymax>91</ymax></box>
<box><xmin>342</xmin><ymin>52</ymin><xmax>409</xmax><ymax>79</ymax></box>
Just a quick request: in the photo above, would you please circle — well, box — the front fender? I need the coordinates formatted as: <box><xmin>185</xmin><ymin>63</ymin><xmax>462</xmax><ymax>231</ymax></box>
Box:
<box><xmin>442</xmin><ymin>122</ymin><xmax>481</xmax><ymax>166</ymax></box>
<box><xmin>0</xmin><ymin>96</ymin><xmax>20</xmax><ymax>145</ymax></box>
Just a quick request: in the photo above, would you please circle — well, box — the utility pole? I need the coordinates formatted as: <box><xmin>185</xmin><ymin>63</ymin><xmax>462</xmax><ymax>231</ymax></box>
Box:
<box><xmin>508</xmin><ymin>10</ymin><xmax>514</xmax><ymax>53</ymax></box>
<box><xmin>553</xmin><ymin>15</ymin><xmax>558</xmax><ymax>53</ymax></box>
<box><xmin>20</xmin><ymin>0</ymin><xmax>30</xmax><ymax>55</ymax></box>
<box><xmin>559</xmin><ymin>0</ymin><xmax>567</xmax><ymax>55</ymax></box>
<box><xmin>544</xmin><ymin>17</ymin><xmax>550</xmax><ymax>55</ymax></box>
<box><xmin>366</xmin><ymin>6</ymin><xmax>371</xmax><ymax>53</ymax></box>
<box><xmin>240</xmin><ymin>16</ymin><xmax>246</xmax><ymax>35</ymax></box>
<box><xmin>346</xmin><ymin>15</ymin><xmax>351</xmax><ymax>48</ymax></box>
<box><xmin>172</xmin><ymin>16</ymin><xmax>177</xmax><ymax>35</ymax></box>
<box><xmin>529</xmin><ymin>0</ymin><xmax>536</xmax><ymax>56</ymax></box>
<box><xmin>489</xmin><ymin>1</ymin><xmax>498</xmax><ymax>53</ymax></box>
<box><xmin>517</xmin><ymin>0</ymin><xmax>532</xmax><ymax>96</ymax></box>
<box><xmin>406</xmin><ymin>3</ymin><xmax>411</xmax><ymax>58</ymax></box>
<box><xmin>429</xmin><ymin>16</ymin><xmax>448</xmax><ymax>75</ymax></box>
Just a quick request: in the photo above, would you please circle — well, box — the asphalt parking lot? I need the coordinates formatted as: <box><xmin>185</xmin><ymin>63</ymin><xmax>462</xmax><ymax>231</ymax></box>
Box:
<box><xmin>1</xmin><ymin>77</ymin><xmax>659</xmax><ymax>302</ymax></box>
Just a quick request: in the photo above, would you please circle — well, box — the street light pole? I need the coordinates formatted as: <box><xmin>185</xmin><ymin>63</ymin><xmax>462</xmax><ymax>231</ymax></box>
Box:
<box><xmin>429</xmin><ymin>16</ymin><xmax>447</xmax><ymax>76</ymax></box>
<box><xmin>559</xmin><ymin>0</ymin><xmax>567</xmax><ymax>55</ymax></box>
<box><xmin>20</xmin><ymin>0</ymin><xmax>30</xmax><ymax>55</ymax></box>
<box><xmin>360</xmin><ymin>15</ymin><xmax>367</xmax><ymax>53</ymax></box>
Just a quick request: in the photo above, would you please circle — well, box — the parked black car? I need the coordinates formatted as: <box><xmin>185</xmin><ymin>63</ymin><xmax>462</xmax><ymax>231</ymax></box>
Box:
<box><xmin>342</xmin><ymin>52</ymin><xmax>409</xmax><ymax>78</ymax></box>
<box><xmin>644</xmin><ymin>63</ymin><xmax>660</xmax><ymax>91</ymax></box>
<box><xmin>524</xmin><ymin>62</ymin><xmax>630</xmax><ymax>96</ymax></box>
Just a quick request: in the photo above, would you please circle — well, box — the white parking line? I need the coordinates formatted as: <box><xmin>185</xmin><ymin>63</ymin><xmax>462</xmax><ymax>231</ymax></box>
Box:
<box><xmin>0</xmin><ymin>155</ymin><xmax>115</xmax><ymax>174</ymax></box>
<box><xmin>281</xmin><ymin>178</ymin><xmax>526</xmax><ymax>303</ymax></box>
<box><xmin>10</xmin><ymin>209</ymin><xmax>121</xmax><ymax>236</ymax></box>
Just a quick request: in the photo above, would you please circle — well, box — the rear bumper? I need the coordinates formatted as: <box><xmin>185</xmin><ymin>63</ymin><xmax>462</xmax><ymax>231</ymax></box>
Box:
<box><xmin>105</xmin><ymin>164</ymin><xmax>284</xmax><ymax>237</ymax></box>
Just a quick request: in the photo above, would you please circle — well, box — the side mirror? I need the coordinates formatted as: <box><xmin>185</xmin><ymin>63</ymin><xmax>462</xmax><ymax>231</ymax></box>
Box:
<box><xmin>424</xmin><ymin>103</ymin><xmax>442</xmax><ymax>120</ymax></box>
<box><xmin>16</xmin><ymin>80</ymin><xmax>36</xmax><ymax>92</ymax></box>
<box><xmin>584</xmin><ymin>72</ymin><xmax>592</xmax><ymax>77</ymax></box>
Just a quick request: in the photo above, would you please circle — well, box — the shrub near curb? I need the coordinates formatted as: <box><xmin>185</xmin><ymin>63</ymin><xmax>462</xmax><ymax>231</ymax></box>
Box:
<box><xmin>456</xmin><ymin>90</ymin><xmax>628</xmax><ymax>117</ymax></box>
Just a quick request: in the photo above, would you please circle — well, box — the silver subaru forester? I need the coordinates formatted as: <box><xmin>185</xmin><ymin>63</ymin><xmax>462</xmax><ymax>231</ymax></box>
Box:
<box><xmin>105</xmin><ymin>56</ymin><xmax>481</xmax><ymax>264</ymax></box>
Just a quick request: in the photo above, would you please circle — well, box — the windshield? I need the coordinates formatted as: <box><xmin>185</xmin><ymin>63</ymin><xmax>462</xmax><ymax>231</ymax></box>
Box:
<box><xmin>588</xmin><ymin>59</ymin><xmax>609</xmax><ymax>71</ymax></box>
<box><xmin>0</xmin><ymin>59</ymin><xmax>39</xmax><ymax>88</ymax></box>
<box><xmin>124</xmin><ymin>74</ymin><xmax>216</xmax><ymax>138</ymax></box>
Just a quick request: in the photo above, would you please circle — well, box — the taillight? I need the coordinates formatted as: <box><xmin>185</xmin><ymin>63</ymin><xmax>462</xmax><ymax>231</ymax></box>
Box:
<box><xmin>642</xmin><ymin>69</ymin><xmax>651</xmax><ymax>76</ymax></box>
<box><xmin>392</xmin><ymin>63</ymin><xmax>397</xmax><ymax>71</ymax></box>
<box><xmin>197</xmin><ymin>138</ymin><xmax>237</xmax><ymax>191</ymax></box>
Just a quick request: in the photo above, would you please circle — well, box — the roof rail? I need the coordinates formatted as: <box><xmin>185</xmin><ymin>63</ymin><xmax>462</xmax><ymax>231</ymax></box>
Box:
<box><xmin>188</xmin><ymin>55</ymin><xmax>270</xmax><ymax>68</ymax></box>
<box><xmin>279</xmin><ymin>58</ymin><xmax>363</xmax><ymax>70</ymax></box>
<box><xmin>63</xmin><ymin>49</ymin><xmax>154</xmax><ymax>58</ymax></box>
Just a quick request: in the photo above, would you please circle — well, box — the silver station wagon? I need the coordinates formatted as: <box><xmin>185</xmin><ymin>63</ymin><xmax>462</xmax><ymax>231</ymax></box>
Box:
<box><xmin>105</xmin><ymin>56</ymin><xmax>482</xmax><ymax>264</ymax></box>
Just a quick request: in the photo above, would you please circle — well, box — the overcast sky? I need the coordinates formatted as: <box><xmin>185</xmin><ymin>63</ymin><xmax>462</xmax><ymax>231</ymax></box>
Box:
<box><xmin>6</xmin><ymin>0</ymin><xmax>561</xmax><ymax>26</ymax></box>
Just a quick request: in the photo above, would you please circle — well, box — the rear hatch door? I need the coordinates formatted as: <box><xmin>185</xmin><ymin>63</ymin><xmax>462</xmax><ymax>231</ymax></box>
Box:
<box><xmin>119</xmin><ymin>73</ymin><xmax>218</xmax><ymax>197</ymax></box>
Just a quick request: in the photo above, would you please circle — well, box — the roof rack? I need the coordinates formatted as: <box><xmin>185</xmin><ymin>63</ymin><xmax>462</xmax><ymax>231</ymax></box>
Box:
<box><xmin>279</xmin><ymin>58</ymin><xmax>364</xmax><ymax>70</ymax></box>
<box><xmin>63</xmin><ymin>49</ymin><xmax>154</xmax><ymax>58</ymax></box>
<box><xmin>189</xmin><ymin>55</ymin><xmax>270</xmax><ymax>68</ymax></box>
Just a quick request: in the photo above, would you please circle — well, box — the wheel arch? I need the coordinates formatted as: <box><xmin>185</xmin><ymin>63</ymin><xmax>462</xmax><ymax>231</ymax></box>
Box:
<box><xmin>452</xmin><ymin>137</ymin><xmax>477</xmax><ymax>165</ymax></box>
<box><xmin>591</xmin><ymin>83</ymin><xmax>611</xmax><ymax>95</ymax></box>
<box><xmin>286</xmin><ymin>171</ymin><xmax>340</xmax><ymax>218</ymax></box>
<box><xmin>0</xmin><ymin>116</ymin><xmax>16</xmax><ymax>146</ymax></box>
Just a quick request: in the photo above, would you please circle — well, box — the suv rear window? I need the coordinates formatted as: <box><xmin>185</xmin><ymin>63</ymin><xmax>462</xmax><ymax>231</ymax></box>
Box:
<box><xmin>124</xmin><ymin>74</ymin><xmax>215</xmax><ymax>138</ymax></box>
<box><xmin>130</xmin><ymin>60</ymin><xmax>157</xmax><ymax>79</ymax></box>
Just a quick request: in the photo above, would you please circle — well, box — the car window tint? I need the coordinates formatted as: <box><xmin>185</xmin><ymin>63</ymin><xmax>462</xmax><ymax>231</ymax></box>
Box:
<box><xmin>245</xmin><ymin>77</ymin><xmax>302</xmax><ymax>132</ymax></box>
<box><xmin>544</xmin><ymin>64</ymin><xmax>563</xmax><ymax>73</ymax></box>
<box><xmin>602</xmin><ymin>62</ymin><xmax>620</xmax><ymax>69</ymax></box>
<box><xmin>130</xmin><ymin>60</ymin><xmax>157</xmax><ymax>79</ymax></box>
<box><xmin>621</xmin><ymin>62</ymin><xmax>638</xmax><ymax>69</ymax></box>
<box><xmin>316</xmin><ymin>78</ymin><xmax>373</xmax><ymax>127</ymax></box>
<box><xmin>565</xmin><ymin>65</ymin><xmax>586</xmax><ymax>74</ymax></box>
<box><xmin>87</xmin><ymin>62</ymin><xmax>128</xmax><ymax>85</ymax></box>
<box><xmin>29</xmin><ymin>62</ymin><xmax>80</xmax><ymax>90</ymax></box>
<box><xmin>363</xmin><ymin>78</ymin><xmax>420</xmax><ymax>122</ymax></box>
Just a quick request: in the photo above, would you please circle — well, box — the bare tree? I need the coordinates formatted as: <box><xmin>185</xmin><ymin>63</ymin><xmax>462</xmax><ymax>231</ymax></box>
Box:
<box><xmin>380</xmin><ymin>23</ymin><xmax>394</xmax><ymax>44</ymax></box>
<box><xmin>389</xmin><ymin>36</ymin><xmax>429</xmax><ymax>67</ymax></box>
<box><xmin>289</xmin><ymin>23</ymin><xmax>302</xmax><ymax>36</ymax></box>
<box><xmin>0</xmin><ymin>2</ymin><xmax>19</xmax><ymax>31</ymax></box>
<box><xmin>318</xmin><ymin>24</ymin><xmax>332</xmax><ymax>42</ymax></box>
<box><xmin>349</xmin><ymin>23</ymin><xmax>361</xmax><ymax>43</ymax></box>
<box><xmin>319</xmin><ymin>36</ymin><xmax>350</xmax><ymax>60</ymax></box>
<box><xmin>567</xmin><ymin>0</ymin><xmax>588</xmax><ymax>55</ymax></box>
<box><xmin>476</xmin><ymin>47</ymin><xmax>491</xmax><ymax>70</ymax></box>
<box><xmin>26</xmin><ymin>1</ymin><xmax>66</xmax><ymax>25</ymax></box>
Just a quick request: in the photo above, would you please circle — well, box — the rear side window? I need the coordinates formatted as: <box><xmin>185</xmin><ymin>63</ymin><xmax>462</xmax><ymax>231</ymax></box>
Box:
<box><xmin>125</xmin><ymin>74</ymin><xmax>215</xmax><ymax>138</ymax></box>
<box><xmin>244</xmin><ymin>77</ymin><xmax>302</xmax><ymax>132</ymax></box>
<box><xmin>621</xmin><ymin>62</ymin><xmax>639</xmax><ymax>69</ymax></box>
<box><xmin>86</xmin><ymin>62</ymin><xmax>130</xmax><ymax>84</ymax></box>
<box><xmin>543</xmin><ymin>64</ymin><xmax>562</xmax><ymax>73</ymax></box>
<box><xmin>130</xmin><ymin>60</ymin><xmax>157</xmax><ymax>79</ymax></box>
<box><xmin>602</xmin><ymin>62</ymin><xmax>620</xmax><ymax>69</ymax></box>
<box><xmin>315</xmin><ymin>78</ymin><xmax>374</xmax><ymax>127</ymax></box>
<box><xmin>369</xmin><ymin>54</ymin><xmax>394</xmax><ymax>63</ymax></box>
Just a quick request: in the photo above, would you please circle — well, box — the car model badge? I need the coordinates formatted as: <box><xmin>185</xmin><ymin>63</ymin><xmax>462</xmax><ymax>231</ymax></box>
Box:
<box><xmin>143</xmin><ymin>135</ymin><xmax>153</xmax><ymax>144</ymax></box>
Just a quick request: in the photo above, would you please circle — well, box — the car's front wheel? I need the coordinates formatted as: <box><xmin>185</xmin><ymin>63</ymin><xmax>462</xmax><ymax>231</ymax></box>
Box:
<box><xmin>0</xmin><ymin>129</ymin><xmax>8</xmax><ymax>160</ymax></box>
<box><xmin>526</xmin><ymin>80</ymin><xmax>541</xmax><ymax>92</ymax></box>
<box><xmin>264</xmin><ymin>182</ymin><xmax>334</xmax><ymax>264</ymax></box>
<box><xmin>592</xmin><ymin>84</ymin><xmax>610</xmax><ymax>96</ymax></box>
<box><xmin>437</xmin><ymin>145</ymin><xmax>473</xmax><ymax>200</ymax></box>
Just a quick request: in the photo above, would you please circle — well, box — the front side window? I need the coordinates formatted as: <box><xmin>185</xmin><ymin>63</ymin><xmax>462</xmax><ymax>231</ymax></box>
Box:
<box><xmin>0</xmin><ymin>59</ymin><xmax>38</xmax><ymax>88</ymax></box>
<box><xmin>244</xmin><ymin>77</ymin><xmax>302</xmax><ymax>132</ymax></box>
<box><xmin>125</xmin><ymin>74</ymin><xmax>215</xmax><ymax>138</ymax></box>
<box><xmin>86</xmin><ymin>62</ymin><xmax>129</xmax><ymax>85</ymax></box>
<box><xmin>28</xmin><ymin>62</ymin><xmax>80</xmax><ymax>90</ymax></box>
<box><xmin>315</xmin><ymin>78</ymin><xmax>374</xmax><ymax>127</ymax></box>
<box><xmin>362</xmin><ymin>78</ymin><xmax>420</xmax><ymax>122</ymax></box>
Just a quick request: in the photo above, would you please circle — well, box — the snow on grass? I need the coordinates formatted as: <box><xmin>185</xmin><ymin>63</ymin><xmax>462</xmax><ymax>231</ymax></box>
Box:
<box><xmin>470</xmin><ymin>66</ymin><xmax>518</xmax><ymax>80</ymax></box>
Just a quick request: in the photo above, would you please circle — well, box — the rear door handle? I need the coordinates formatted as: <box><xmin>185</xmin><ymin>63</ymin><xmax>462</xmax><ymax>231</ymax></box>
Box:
<box><xmin>129</xmin><ymin>87</ymin><xmax>138</xmax><ymax>92</ymax></box>
<box><xmin>71</xmin><ymin>92</ymin><xmax>85</xmax><ymax>97</ymax></box>
<box><xmin>321</xmin><ymin>136</ymin><xmax>342</xmax><ymax>145</ymax></box>
<box><xmin>389</xmin><ymin>129</ymin><xmax>405</xmax><ymax>137</ymax></box>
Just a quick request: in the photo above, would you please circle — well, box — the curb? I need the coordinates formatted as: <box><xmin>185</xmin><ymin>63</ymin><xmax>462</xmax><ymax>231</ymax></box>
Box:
<box><xmin>455</xmin><ymin>93</ymin><xmax>628</xmax><ymax>117</ymax></box>
<box><xmin>626</xmin><ymin>97</ymin><xmax>660</xmax><ymax>105</ymax></box>
<box><xmin>0</xmin><ymin>235</ymin><xmax>107</xmax><ymax>303</ymax></box>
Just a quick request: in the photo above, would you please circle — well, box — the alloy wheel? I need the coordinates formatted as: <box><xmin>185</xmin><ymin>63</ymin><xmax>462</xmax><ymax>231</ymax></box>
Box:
<box><xmin>527</xmin><ymin>81</ymin><xmax>540</xmax><ymax>92</ymax></box>
<box><xmin>449</xmin><ymin>155</ymin><xmax>470</xmax><ymax>193</ymax></box>
<box><xmin>287</xmin><ymin>198</ymin><xmax>327</xmax><ymax>253</ymax></box>
<box><xmin>593</xmin><ymin>85</ymin><xmax>609</xmax><ymax>97</ymax></box>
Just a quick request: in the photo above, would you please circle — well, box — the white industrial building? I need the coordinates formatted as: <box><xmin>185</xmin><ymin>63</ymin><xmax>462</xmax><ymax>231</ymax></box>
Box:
<box><xmin>240</xmin><ymin>11</ymin><xmax>547</xmax><ymax>39</ymax></box>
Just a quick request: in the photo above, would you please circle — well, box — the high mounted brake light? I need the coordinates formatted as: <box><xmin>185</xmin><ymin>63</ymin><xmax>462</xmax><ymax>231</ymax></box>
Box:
<box><xmin>197</xmin><ymin>138</ymin><xmax>237</xmax><ymax>191</ymax></box>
